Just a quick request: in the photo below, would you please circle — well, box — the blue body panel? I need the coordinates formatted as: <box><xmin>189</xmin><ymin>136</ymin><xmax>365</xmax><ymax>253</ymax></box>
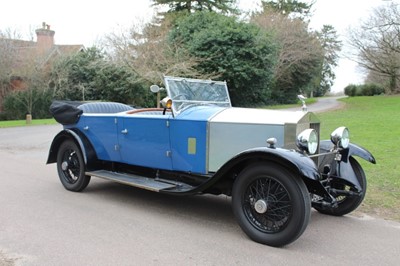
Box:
<box><xmin>74</xmin><ymin>115</ymin><xmax>121</xmax><ymax>161</ymax></box>
<box><xmin>73</xmin><ymin>106</ymin><xmax>226</xmax><ymax>174</ymax></box>
<box><xmin>169</xmin><ymin>106</ymin><xmax>226</xmax><ymax>174</ymax></box>
<box><xmin>119</xmin><ymin>115</ymin><xmax>173</xmax><ymax>170</ymax></box>
<box><xmin>169</xmin><ymin>119</ymin><xmax>208</xmax><ymax>173</ymax></box>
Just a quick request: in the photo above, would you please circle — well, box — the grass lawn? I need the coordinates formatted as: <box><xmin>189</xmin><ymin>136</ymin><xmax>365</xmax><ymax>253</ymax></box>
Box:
<box><xmin>0</xmin><ymin>118</ymin><xmax>57</xmax><ymax>128</ymax></box>
<box><xmin>265</xmin><ymin>97</ymin><xmax>317</xmax><ymax>109</ymax></box>
<box><xmin>317</xmin><ymin>95</ymin><xmax>400</xmax><ymax>221</ymax></box>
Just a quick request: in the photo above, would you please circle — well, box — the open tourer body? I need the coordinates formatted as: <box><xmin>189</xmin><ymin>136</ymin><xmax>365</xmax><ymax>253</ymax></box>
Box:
<box><xmin>47</xmin><ymin>76</ymin><xmax>375</xmax><ymax>247</ymax></box>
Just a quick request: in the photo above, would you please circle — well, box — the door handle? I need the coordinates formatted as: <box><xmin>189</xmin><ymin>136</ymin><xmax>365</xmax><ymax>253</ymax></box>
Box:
<box><xmin>121</xmin><ymin>129</ymin><xmax>128</xmax><ymax>134</ymax></box>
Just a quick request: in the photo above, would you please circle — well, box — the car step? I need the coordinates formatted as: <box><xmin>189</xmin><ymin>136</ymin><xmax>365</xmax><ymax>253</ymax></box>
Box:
<box><xmin>86</xmin><ymin>170</ymin><xmax>176</xmax><ymax>192</ymax></box>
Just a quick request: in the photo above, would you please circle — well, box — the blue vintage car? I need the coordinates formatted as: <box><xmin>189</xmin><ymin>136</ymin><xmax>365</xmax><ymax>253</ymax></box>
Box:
<box><xmin>47</xmin><ymin>76</ymin><xmax>375</xmax><ymax>247</ymax></box>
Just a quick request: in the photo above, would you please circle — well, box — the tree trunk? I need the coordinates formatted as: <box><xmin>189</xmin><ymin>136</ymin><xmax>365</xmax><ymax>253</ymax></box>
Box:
<box><xmin>389</xmin><ymin>74</ymin><xmax>397</xmax><ymax>94</ymax></box>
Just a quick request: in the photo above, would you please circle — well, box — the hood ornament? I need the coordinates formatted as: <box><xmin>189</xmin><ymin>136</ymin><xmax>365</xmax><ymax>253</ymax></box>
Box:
<box><xmin>297</xmin><ymin>95</ymin><xmax>307</xmax><ymax>112</ymax></box>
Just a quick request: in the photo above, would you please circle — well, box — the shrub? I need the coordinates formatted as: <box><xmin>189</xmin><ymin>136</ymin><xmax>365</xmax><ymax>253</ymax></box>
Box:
<box><xmin>344</xmin><ymin>83</ymin><xmax>385</xmax><ymax>97</ymax></box>
<box><xmin>361</xmin><ymin>83</ymin><xmax>385</xmax><ymax>96</ymax></box>
<box><xmin>344</xmin><ymin>84</ymin><xmax>357</xmax><ymax>96</ymax></box>
<box><xmin>2</xmin><ymin>88</ymin><xmax>53</xmax><ymax>120</ymax></box>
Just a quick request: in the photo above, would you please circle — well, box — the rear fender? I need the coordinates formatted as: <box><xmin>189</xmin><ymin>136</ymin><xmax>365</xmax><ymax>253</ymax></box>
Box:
<box><xmin>47</xmin><ymin>129</ymin><xmax>97</xmax><ymax>167</ymax></box>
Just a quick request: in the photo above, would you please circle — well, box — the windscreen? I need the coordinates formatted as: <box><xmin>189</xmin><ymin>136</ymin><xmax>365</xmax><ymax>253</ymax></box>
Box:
<box><xmin>164</xmin><ymin>77</ymin><xmax>231</xmax><ymax>114</ymax></box>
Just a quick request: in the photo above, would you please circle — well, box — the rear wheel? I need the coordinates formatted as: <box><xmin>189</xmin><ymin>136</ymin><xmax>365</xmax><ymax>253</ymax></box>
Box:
<box><xmin>56</xmin><ymin>140</ymin><xmax>90</xmax><ymax>192</ymax></box>
<box><xmin>232</xmin><ymin>163</ymin><xmax>311</xmax><ymax>247</ymax></box>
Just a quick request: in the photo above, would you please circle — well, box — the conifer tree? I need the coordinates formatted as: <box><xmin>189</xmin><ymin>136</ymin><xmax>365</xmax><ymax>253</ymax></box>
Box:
<box><xmin>152</xmin><ymin>0</ymin><xmax>237</xmax><ymax>14</ymax></box>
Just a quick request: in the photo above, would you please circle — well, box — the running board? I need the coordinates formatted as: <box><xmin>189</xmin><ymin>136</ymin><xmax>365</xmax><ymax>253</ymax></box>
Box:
<box><xmin>86</xmin><ymin>170</ymin><xmax>176</xmax><ymax>192</ymax></box>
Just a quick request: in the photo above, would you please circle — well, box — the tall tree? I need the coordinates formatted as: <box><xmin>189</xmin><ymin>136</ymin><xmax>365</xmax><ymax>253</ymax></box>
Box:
<box><xmin>152</xmin><ymin>0</ymin><xmax>238</xmax><ymax>13</ymax></box>
<box><xmin>315</xmin><ymin>25</ymin><xmax>341</xmax><ymax>96</ymax></box>
<box><xmin>169</xmin><ymin>11</ymin><xmax>277</xmax><ymax>106</ymax></box>
<box><xmin>252</xmin><ymin>10</ymin><xmax>323</xmax><ymax>103</ymax></box>
<box><xmin>0</xmin><ymin>29</ymin><xmax>21</xmax><ymax>110</ymax></box>
<box><xmin>261</xmin><ymin>0</ymin><xmax>314</xmax><ymax>19</ymax></box>
<box><xmin>347</xmin><ymin>3</ymin><xmax>400</xmax><ymax>93</ymax></box>
<box><xmin>0</xmin><ymin>28</ymin><xmax>52</xmax><ymax>117</ymax></box>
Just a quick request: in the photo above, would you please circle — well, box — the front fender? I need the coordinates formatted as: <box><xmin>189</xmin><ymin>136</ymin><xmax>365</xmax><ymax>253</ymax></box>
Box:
<box><xmin>320</xmin><ymin>140</ymin><xmax>376</xmax><ymax>164</ymax></box>
<box><xmin>190</xmin><ymin>147</ymin><xmax>332</xmax><ymax>199</ymax></box>
<box><xmin>319</xmin><ymin>140</ymin><xmax>376</xmax><ymax>192</ymax></box>
<box><xmin>47</xmin><ymin>129</ymin><xmax>97</xmax><ymax>167</ymax></box>
<box><xmin>223</xmin><ymin>147</ymin><xmax>321</xmax><ymax>181</ymax></box>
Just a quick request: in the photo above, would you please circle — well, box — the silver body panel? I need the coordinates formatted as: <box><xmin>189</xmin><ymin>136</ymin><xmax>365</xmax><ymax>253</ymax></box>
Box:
<box><xmin>207</xmin><ymin>108</ymin><xmax>319</xmax><ymax>172</ymax></box>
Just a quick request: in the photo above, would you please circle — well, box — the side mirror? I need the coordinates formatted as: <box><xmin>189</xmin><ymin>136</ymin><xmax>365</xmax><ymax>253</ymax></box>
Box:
<box><xmin>150</xmin><ymin>85</ymin><xmax>161</xmax><ymax>93</ymax></box>
<box><xmin>150</xmin><ymin>85</ymin><xmax>165</xmax><ymax>108</ymax></box>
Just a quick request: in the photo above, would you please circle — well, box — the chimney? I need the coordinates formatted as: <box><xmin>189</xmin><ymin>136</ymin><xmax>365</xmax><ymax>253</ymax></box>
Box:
<box><xmin>35</xmin><ymin>22</ymin><xmax>55</xmax><ymax>52</ymax></box>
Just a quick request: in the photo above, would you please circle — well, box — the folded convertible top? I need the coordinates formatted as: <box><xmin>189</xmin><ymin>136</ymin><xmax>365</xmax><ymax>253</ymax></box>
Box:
<box><xmin>50</xmin><ymin>101</ymin><xmax>83</xmax><ymax>125</ymax></box>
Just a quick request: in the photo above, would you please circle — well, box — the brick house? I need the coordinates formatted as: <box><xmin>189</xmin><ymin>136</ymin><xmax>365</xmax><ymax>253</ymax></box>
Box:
<box><xmin>0</xmin><ymin>22</ymin><xmax>84</xmax><ymax>111</ymax></box>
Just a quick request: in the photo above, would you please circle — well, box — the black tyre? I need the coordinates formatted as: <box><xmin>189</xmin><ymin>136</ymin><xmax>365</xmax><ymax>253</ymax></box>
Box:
<box><xmin>56</xmin><ymin>140</ymin><xmax>91</xmax><ymax>192</ymax></box>
<box><xmin>314</xmin><ymin>157</ymin><xmax>366</xmax><ymax>216</ymax></box>
<box><xmin>232</xmin><ymin>163</ymin><xmax>311</xmax><ymax>247</ymax></box>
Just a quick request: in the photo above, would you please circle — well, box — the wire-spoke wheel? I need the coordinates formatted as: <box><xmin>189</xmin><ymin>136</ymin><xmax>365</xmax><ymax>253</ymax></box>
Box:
<box><xmin>244</xmin><ymin>177</ymin><xmax>292</xmax><ymax>233</ymax></box>
<box><xmin>57</xmin><ymin>140</ymin><xmax>90</xmax><ymax>192</ymax></box>
<box><xmin>232</xmin><ymin>163</ymin><xmax>310</xmax><ymax>247</ymax></box>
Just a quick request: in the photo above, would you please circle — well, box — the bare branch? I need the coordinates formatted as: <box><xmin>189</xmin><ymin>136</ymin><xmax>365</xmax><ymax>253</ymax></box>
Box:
<box><xmin>103</xmin><ymin>16</ymin><xmax>212</xmax><ymax>86</ymax></box>
<box><xmin>347</xmin><ymin>2</ymin><xmax>400</xmax><ymax>92</ymax></box>
<box><xmin>252</xmin><ymin>10</ymin><xmax>324</xmax><ymax>90</ymax></box>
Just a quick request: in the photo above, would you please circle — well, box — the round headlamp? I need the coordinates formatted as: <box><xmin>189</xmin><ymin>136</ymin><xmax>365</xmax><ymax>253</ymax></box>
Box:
<box><xmin>296</xmin><ymin>129</ymin><xmax>318</xmax><ymax>155</ymax></box>
<box><xmin>330</xmin><ymin>126</ymin><xmax>350</xmax><ymax>149</ymax></box>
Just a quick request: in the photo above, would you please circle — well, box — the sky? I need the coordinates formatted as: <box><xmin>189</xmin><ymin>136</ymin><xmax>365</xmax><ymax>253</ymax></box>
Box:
<box><xmin>1</xmin><ymin>0</ymin><xmax>397</xmax><ymax>92</ymax></box>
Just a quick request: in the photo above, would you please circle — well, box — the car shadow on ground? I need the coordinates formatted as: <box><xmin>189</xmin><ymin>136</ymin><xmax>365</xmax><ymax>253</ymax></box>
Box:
<box><xmin>50</xmin><ymin>175</ymin><xmax>399</xmax><ymax>256</ymax></box>
<box><xmin>80</xmin><ymin>178</ymin><xmax>344</xmax><ymax>245</ymax></box>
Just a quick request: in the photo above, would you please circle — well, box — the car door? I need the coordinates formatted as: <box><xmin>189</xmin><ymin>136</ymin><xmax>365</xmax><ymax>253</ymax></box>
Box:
<box><xmin>118</xmin><ymin>114</ymin><xmax>173</xmax><ymax>170</ymax></box>
<box><xmin>79</xmin><ymin>115</ymin><xmax>121</xmax><ymax>162</ymax></box>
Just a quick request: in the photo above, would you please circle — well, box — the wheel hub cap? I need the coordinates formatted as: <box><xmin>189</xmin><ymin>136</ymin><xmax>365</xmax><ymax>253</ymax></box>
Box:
<box><xmin>254</xmin><ymin>199</ymin><xmax>268</xmax><ymax>214</ymax></box>
<box><xmin>61</xmin><ymin>161</ymin><xmax>69</xmax><ymax>171</ymax></box>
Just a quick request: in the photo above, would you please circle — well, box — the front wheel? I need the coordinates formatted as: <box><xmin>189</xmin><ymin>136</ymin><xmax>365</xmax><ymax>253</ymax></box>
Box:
<box><xmin>232</xmin><ymin>163</ymin><xmax>311</xmax><ymax>247</ymax></box>
<box><xmin>314</xmin><ymin>157</ymin><xmax>366</xmax><ymax>216</ymax></box>
<box><xmin>56</xmin><ymin>140</ymin><xmax>90</xmax><ymax>192</ymax></box>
